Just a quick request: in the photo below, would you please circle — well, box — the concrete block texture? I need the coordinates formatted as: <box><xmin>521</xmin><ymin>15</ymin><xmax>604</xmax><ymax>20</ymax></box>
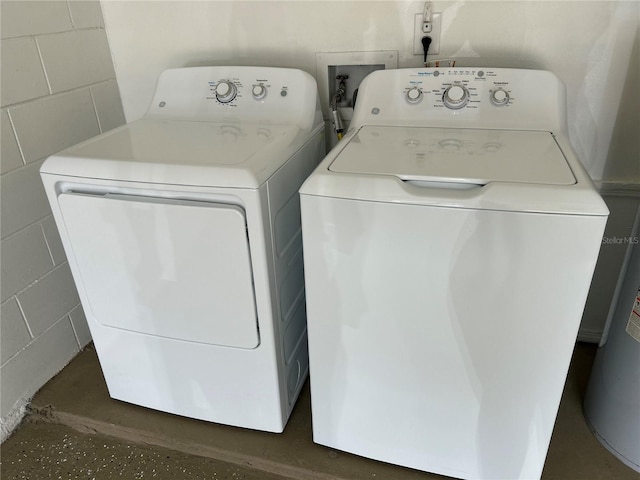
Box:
<box><xmin>0</xmin><ymin>0</ymin><xmax>123</xmax><ymax>438</ymax></box>
<box><xmin>91</xmin><ymin>80</ymin><xmax>127</xmax><ymax>132</ymax></box>
<box><xmin>41</xmin><ymin>215</ymin><xmax>67</xmax><ymax>266</ymax></box>
<box><xmin>0</xmin><ymin>37</ymin><xmax>49</xmax><ymax>106</ymax></box>
<box><xmin>17</xmin><ymin>264</ymin><xmax>80</xmax><ymax>338</ymax></box>
<box><xmin>9</xmin><ymin>89</ymin><xmax>100</xmax><ymax>164</ymax></box>
<box><xmin>1</xmin><ymin>109</ymin><xmax>23</xmax><ymax>174</ymax></box>
<box><xmin>68</xmin><ymin>1</ymin><xmax>105</xmax><ymax>29</ymax></box>
<box><xmin>0</xmin><ymin>223</ymin><xmax>54</xmax><ymax>302</ymax></box>
<box><xmin>0</xmin><ymin>161</ymin><xmax>52</xmax><ymax>239</ymax></box>
<box><xmin>0</xmin><ymin>1</ymin><xmax>72</xmax><ymax>39</ymax></box>
<box><xmin>0</xmin><ymin>317</ymin><xmax>79</xmax><ymax>418</ymax></box>
<box><xmin>69</xmin><ymin>305</ymin><xmax>92</xmax><ymax>348</ymax></box>
<box><xmin>1</xmin><ymin>298</ymin><xmax>31</xmax><ymax>365</ymax></box>
<box><xmin>37</xmin><ymin>29</ymin><xmax>115</xmax><ymax>93</ymax></box>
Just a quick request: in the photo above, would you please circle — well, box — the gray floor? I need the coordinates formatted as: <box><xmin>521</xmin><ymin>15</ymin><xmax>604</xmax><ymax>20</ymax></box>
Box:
<box><xmin>1</xmin><ymin>343</ymin><xmax>638</xmax><ymax>480</ymax></box>
<box><xmin>1</xmin><ymin>421</ymin><xmax>290</xmax><ymax>480</ymax></box>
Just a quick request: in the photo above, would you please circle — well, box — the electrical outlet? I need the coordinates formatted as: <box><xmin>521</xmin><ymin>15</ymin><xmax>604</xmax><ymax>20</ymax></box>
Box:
<box><xmin>413</xmin><ymin>13</ymin><xmax>441</xmax><ymax>57</ymax></box>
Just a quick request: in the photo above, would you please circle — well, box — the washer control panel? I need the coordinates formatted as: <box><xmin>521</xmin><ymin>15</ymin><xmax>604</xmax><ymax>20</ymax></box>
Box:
<box><xmin>353</xmin><ymin>68</ymin><xmax>564</xmax><ymax>131</ymax></box>
<box><xmin>402</xmin><ymin>69</ymin><xmax>515</xmax><ymax>110</ymax></box>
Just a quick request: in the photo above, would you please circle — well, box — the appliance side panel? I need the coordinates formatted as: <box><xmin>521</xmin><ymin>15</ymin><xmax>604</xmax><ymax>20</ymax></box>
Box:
<box><xmin>267</xmin><ymin>130</ymin><xmax>325</xmax><ymax>417</ymax></box>
<box><xmin>300</xmin><ymin>195</ymin><xmax>605</xmax><ymax>480</ymax></box>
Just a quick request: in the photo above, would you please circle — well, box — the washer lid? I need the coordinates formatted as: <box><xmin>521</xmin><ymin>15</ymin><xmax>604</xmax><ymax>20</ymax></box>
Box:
<box><xmin>329</xmin><ymin>126</ymin><xmax>576</xmax><ymax>186</ymax></box>
<box><xmin>41</xmin><ymin>119</ymin><xmax>310</xmax><ymax>188</ymax></box>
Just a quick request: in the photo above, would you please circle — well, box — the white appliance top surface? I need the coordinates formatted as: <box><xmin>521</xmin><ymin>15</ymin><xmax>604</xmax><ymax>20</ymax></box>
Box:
<box><xmin>301</xmin><ymin>68</ymin><xmax>608</xmax><ymax>217</ymax></box>
<box><xmin>41</xmin><ymin>66</ymin><xmax>323</xmax><ymax>188</ymax></box>
<box><xmin>330</xmin><ymin>126</ymin><xmax>576</xmax><ymax>186</ymax></box>
<box><xmin>41</xmin><ymin>119</ymin><xmax>313</xmax><ymax>188</ymax></box>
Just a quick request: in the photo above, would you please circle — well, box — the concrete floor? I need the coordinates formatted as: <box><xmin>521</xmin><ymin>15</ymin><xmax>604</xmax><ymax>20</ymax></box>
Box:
<box><xmin>1</xmin><ymin>422</ymin><xmax>290</xmax><ymax>480</ymax></box>
<box><xmin>1</xmin><ymin>342</ymin><xmax>638</xmax><ymax>480</ymax></box>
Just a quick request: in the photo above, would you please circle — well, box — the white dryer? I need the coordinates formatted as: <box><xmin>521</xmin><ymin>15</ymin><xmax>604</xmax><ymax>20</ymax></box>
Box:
<box><xmin>41</xmin><ymin>66</ymin><xmax>325</xmax><ymax>432</ymax></box>
<box><xmin>300</xmin><ymin>68</ymin><xmax>608</xmax><ymax>478</ymax></box>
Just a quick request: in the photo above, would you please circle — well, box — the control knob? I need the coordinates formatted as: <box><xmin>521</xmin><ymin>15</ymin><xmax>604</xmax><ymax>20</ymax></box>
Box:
<box><xmin>442</xmin><ymin>84</ymin><xmax>469</xmax><ymax>110</ymax></box>
<box><xmin>406</xmin><ymin>87</ymin><xmax>423</xmax><ymax>104</ymax></box>
<box><xmin>215</xmin><ymin>80</ymin><xmax>237</xmax><ymax>103</ymax></box>
<box><xmin>252</xmin><ymin>84</ymin><xmax>267</xmax><ymax>100</ymax></box>
<box><xmin>490</xmin><ymin>88</ymin><xmax>510</xmax><ymax>106</ymax></box>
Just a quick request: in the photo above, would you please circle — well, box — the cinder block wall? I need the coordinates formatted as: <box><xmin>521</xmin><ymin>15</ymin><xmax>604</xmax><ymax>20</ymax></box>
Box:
<box><xmin>0</xmin><ymin>0</ymin><xmax>125</xmax><ymax>439</ymax></box>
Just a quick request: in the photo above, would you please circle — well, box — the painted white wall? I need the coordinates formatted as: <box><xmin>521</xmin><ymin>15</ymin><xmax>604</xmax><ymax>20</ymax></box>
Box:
<box><xmin>102</xmin><ymin>0</ymin><xmax>638</xmax><ymax>182</ymax></box>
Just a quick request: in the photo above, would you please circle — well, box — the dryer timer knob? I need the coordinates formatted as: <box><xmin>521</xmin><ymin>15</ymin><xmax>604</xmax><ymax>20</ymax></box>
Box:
<box><xmin>215</xmin><ymin>80</ymin><xmax>237</xmax><ymax>103</ymax></box>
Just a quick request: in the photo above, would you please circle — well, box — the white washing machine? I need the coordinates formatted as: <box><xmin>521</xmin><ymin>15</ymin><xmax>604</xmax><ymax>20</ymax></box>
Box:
<box><xmin>41</xmin><ymin>66</ymin><xmax>325</xmax><ymax>433</ymax></box>
<box><xmin>300</xmin><ymin>68</ymin><xmax>608</xmax><ymax>479</ymax></box>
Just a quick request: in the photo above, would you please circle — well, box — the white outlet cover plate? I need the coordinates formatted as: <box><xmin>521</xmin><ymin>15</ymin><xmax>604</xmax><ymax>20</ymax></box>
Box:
<box><xmin>414</xmin><ymin>13</ymin><xmax>441</xmax><ymax>56</ymax></box>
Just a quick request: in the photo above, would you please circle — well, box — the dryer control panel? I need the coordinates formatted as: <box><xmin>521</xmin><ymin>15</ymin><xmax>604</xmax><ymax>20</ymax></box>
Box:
<box><xmin>351</xmin><ymin>68</ymin><xmax>566</xmax><ymax>132</ymax></box>
<box><xmin>208</xmin><ymin>77</ymin><xmax>289</xmax><ymax>106</ymax></box>
<box><xmin>146</xmin><ymin>66</ymin><xmax>322</xmax><ymax>132</ymax></box>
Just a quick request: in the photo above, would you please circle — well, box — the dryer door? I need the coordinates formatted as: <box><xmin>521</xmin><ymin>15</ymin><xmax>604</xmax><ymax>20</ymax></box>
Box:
<box><xmin>58</xmin><ymin>192</ymin><xmax>259</xmax><ymax>349</ymax></box>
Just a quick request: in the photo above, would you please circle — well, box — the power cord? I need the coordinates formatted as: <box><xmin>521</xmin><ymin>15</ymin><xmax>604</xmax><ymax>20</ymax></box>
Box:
<box><xmin>422</xmin><ymin>36</ymin><xmax>432</xmax><ymax>66</ymax></box>
<box><xmin>421</xmin><ymin>37</ymin><xmax>457</xmax><ymax>68</ymax></box>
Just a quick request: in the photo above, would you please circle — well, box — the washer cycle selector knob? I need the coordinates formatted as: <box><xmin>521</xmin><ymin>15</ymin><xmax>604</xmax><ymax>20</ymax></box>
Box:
<box><xmin>215</xmin><ymin>80</ymin><xmax>237</xmax><ymax>103</ymax></box>
<box><xmin>406</xmin><ymin>87</ymin><xmax>423</xmax><ymax>104</ymax></box>
<box><xmin>490</xmin><ymin>88</ymin><xmax>510</xmax><ymax>106</ymax></box>
<box><xmin>442</xmin><ymin>84</ymin><xmax>469</xmax><ymax>109</ymax></box>
<box><xmin>252</xmin><ymin>84</ymin><xmax>266</xmax><ymax>100</ymax></box>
